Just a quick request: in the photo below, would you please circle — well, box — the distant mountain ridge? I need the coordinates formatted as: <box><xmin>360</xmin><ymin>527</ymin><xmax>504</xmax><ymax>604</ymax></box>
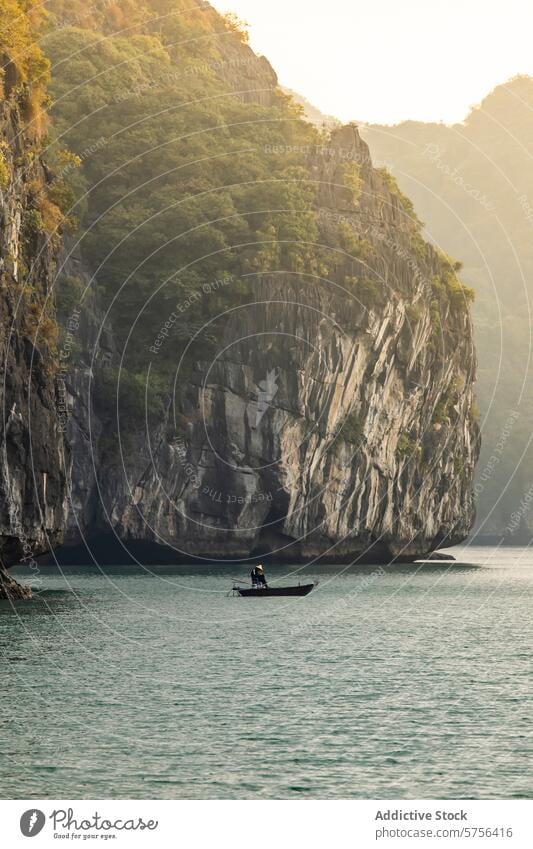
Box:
<box><xmin>282</xmin><ymin>87</ymin><xmax>341</xmax><ymax>129</ymax></box>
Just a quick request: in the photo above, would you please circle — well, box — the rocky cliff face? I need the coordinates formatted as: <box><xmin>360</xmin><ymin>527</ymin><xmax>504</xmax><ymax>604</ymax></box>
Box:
<box><xmin>63</xmin><ymin>127</ymin><xmax>479</xmax><ymax>564</ymax></box>
<box><xmin>0</xmin><ymin>80</ymin><xmax>67</xmax><ymax>596</ymax></box>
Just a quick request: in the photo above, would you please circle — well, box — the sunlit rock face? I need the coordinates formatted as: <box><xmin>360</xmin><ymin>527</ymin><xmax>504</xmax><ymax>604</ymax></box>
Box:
<box><xmin>0</xmin><ymin>83</ymin><xmax>68</xmax><ymax>593</ymax></box>
<box><xmin>66</xmin><ymin>127</ymin><xmax>479</xmax><ymax>563</ymax></box>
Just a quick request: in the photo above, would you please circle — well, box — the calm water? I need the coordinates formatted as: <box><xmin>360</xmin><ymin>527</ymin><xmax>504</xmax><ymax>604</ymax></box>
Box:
<box><xmin>1</xmin><ymin>546</ymin><xmax>531</xmax><ymax>799</ymax></box>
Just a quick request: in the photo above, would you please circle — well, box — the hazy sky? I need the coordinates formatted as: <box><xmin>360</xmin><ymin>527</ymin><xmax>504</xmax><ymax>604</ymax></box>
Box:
<box><xmin>213</xmin><ymin>0</ymin><xmax>533</xmax><ymax>125</ymax></box>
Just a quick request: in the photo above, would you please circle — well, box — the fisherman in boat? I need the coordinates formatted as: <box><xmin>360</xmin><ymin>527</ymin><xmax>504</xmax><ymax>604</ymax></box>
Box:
<box><xmin>251</xmin><ymin>564</ymin><xmax>267</xmax><ymax>588</ymax></box>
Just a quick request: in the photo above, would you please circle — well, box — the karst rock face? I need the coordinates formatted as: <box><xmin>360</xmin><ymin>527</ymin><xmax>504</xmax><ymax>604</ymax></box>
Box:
<box><xmin>65</xmin><ymin>127</ymin><xmax>479</xmax><ymax>564</ymax></box>
<box><xmin>0</xmin><ymin>0</ymin><xmax>479</xmax><ymax>579</ymax></box>
<box><xmin>0</xmin><ymin>78</ymin><xmax>68</xmax><ymax>596</ymax></box>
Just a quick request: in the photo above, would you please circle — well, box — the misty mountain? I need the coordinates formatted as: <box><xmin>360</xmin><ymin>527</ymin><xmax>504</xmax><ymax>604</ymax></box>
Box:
<box><xmin>361</xmin><ymin>75</ymin><xmax>533</xmax><ymax>538</ymax></box>
<box><xmin>282</xmin><ymin>87</ymin><xmax>341</xmax><ymax>129</ymax></box>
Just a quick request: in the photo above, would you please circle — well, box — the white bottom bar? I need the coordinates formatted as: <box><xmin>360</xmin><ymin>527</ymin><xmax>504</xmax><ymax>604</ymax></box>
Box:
<box><xmin>1</xmin><ymin>800</ymin><xmax>531</xmax><ymax>848</ymax></box>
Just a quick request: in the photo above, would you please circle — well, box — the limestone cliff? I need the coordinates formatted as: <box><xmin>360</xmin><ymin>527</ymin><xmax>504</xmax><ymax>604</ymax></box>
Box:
<box><xmin>62</xmin><ymin>127</ymin><xmax>479</xmax><ymax>564</ymax></box>
<box><xmin>0</xmin><ymin>70</ymin><xmax>67</xmax><ymax>596</ymax></box>
<box><xmin>36</xmin><ymin>0</ymin><xmax>480</xmax><ymax>565</ymax></box>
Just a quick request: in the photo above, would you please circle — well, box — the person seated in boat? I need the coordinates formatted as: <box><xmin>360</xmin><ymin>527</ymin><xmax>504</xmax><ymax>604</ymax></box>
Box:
<box><xmin>251</xmin><ymin>564</ymin><xmax>267</xmax><ymax>588</ymax></box>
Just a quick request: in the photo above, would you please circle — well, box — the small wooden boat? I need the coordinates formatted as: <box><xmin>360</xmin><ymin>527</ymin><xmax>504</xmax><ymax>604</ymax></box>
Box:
<box><xmin>233</xmin><ymin>582</ymin><xmax>316</xmax><ymax>598</ymax></box>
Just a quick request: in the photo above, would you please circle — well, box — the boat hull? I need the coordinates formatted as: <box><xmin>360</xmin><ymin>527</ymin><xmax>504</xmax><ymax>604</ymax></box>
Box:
<box><xmin>236</xmin><ymin>583</ymin><xmax>315</xmax><ymax>597</ymax></box>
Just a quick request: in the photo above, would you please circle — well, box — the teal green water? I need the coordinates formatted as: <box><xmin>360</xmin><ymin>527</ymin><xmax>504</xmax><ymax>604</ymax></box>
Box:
<box><xmin>1</xmin><ymin>546</ymin><xmax>531</xmax><ymax>799</ymax></box>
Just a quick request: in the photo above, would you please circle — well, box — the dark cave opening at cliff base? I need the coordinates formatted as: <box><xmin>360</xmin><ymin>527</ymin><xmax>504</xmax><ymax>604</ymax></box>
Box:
<box><xmin>45</xmin><ymin>527</ymin><xmax>303</xmax><ymax>567</ymax></box>
<box><xmin>42</xmin><ymin>535</ymin><xmax>183</xmax><ymax>566</ymax></box>
<box><xmin>42</xmin><ymin>532</ymin><xmax>299</xmax><ymax>567</ymax></box>
<box><xmin>43</xmin><ymin>523</ymin><xmax>415</xmax><ymax>567</ymax></box>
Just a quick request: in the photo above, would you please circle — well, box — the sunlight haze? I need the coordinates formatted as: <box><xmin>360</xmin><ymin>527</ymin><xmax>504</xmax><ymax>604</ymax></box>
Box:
<box><xmin>213</xmin><ymin>0</ymin><xmax>533</xmax><ymax>124</ymax></box>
